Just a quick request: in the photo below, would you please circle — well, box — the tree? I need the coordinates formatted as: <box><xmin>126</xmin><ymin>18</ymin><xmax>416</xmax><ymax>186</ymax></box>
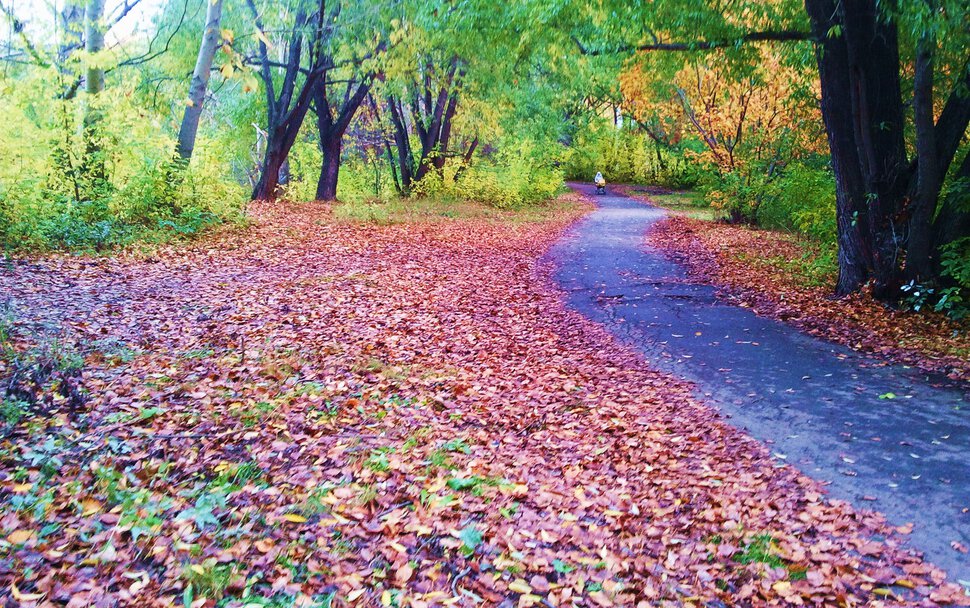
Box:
<box><xmin>385</xmin><ymin>57</ymin><xmax>465</xmax><ymax>191</ymax></box>
<box><xmin>176</xmin><ymin>0</ymin><xmax>223</xmax><ymax>161</ymax></box>
<box><xmin>804</xmin><ymin>0</ymin><xmax>970</xmax><ymax>296</ymax></box>
<box><xmin>312</xmin><ymin>74</ymin><xmax>372</xmax><ymax>200</ymax></box>
<box><xmin>247</xmin><ymin>1</ymin><xmax>329</xmax><ymax>201</ymax></box>
<box><xmin>569</xmin><ymin>0</ymin><xmax>970</xmax><ymax>300</ymax></box>
<box><xmin>82</xmin><ymin>0</ymin><xmax>107</xmax><ymax>184</ymax></box>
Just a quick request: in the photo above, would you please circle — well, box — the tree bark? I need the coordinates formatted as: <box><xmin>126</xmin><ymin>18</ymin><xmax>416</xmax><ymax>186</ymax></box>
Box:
<box><xmin>316</xmin><ymin>137</ymin><xmax>342</xmax><ymax>201</ymax></box>
<box><xmin>907</xmin><ymin>27</ymin><xmax>940</xmax><ymax>282</ymax></box>
<box><xmin>841</xmin><ymin>0</ymin><xmax>908</xmax><ymax>299</ymax></box>
<box><xmin>388</xmin><ymin>97</ymin><xmax>415</xmax><ymax>191</ymax></box>
<box><xmin>176</xmin><ymin>0</ymin><xmax>223</xmax><ymax>161</ymax></box>
<box><xmin>805</xmin><ymin>0</ymin><xmax>871</xmax><ymax>294</ymax></box>
<box><xmin>82</xmin><ymin>0</ymin><xmax>106</xmax><ymax>186</ymax></box>
<box><xmin>84</xmin><ymin>0</ymin><xmax>105</xmax><ymax>96</ymax></box>
<box><xmin>313</xmin><ymin>79</ymin><xmax>371</xmax><ymax>201</ymax></box>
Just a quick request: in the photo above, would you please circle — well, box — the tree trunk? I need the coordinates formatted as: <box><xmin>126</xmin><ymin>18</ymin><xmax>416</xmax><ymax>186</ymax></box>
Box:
<box><xmin>176</xmin><ymin>0</ymin><xmax>223</xmax><ymax>161</ymax></box>
<box><xmin>84</xmin><ymin>0</ymin><xmax>105</xmax><ymax>96</ymax></box>
<box><xmin>312</xmin><ymin>79</ymin><xmax>370</xmax><ymax>201</ymax></box>
<box><xmin>842</xmin><ymin>0</ymin><xmax>908</xmax><ymax>299</ymax></box>
<box><xmin>806</xmin><ymin>0</ymin><xmax>872</xmax><ymax>294</ymax></box>
<box><xmin>253</xmin><ymin>140</ymin><xmax>286</xmax><ymax>201</ymax></box>
<box><xmin>806</xmin><ymin>0</ymin><xmax>911</xmax><ymax>299</ymax></box>
<box><xmin>907</xmin><ymin>29</ymin><xmax>940</xmax><ymax>282</ymax></box>
<box><xmin>432</xmin><ymin>92</ymin><xmax>459</xmax><ymax>171</ymax></box>
<box><xmin>388</xmin><ymin>97</ymin><xmax>414</xmax><ymax>191</ymax></box>
<box><xmin>82</xmin><ymin>0</ymin><xmax>106</xmax><ymax>186</ymax></box>
<box><xmin>316</xmin><ymin>137</ymin><xmax>341</xmax><ymax>201</ymax></box>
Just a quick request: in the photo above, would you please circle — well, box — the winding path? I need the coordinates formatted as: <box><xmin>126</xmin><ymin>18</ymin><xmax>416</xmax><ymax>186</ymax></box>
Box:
<box><xmin>548</xmin><ymin>183</ymin><xmax>970</xmax><ymax>584</ymax></box>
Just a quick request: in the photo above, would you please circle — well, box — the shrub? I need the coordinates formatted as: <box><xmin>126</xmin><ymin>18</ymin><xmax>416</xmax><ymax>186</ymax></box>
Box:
<box><xmin>413</xmin><ymin>142</ymin><xmax>564</xmax><ymax>209</ymax></box>
<box><xmin>0</xmin><ymin>78</ymin><xmax>245</xmax><ymax>252</ymax></box>
<box><xmin>757</xmin><ymin>164</ymin><xmax>837</xmax><ymax>244</ymax></box>
<box><xmin>563</xmin><ymin>121</ymin><xmax>699</xmax><ymax>189</ymax></box>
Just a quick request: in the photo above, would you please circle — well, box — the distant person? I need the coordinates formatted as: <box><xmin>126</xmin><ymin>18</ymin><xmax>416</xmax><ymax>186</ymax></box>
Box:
<box><xmin>594</xmin><ymin>171</ymin><xmax>606</xmax><ymax>194</ymax></box>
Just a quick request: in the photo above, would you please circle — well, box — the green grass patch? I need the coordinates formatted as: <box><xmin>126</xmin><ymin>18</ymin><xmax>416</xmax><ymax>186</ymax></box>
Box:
<box><xmin>647</xmin><ymin>190</ymin><xmax>719</xmax><ymax>220</ymax></box>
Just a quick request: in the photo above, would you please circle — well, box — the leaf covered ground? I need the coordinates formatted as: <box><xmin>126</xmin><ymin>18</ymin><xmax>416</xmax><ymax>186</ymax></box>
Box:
<box><xmin>1</xmin><ymin>195</ymin><xmax>968</xmax><ymax>607</ymax></box>
<box><xmin>641</xmin><ymin>209</ymin><xmax>970</xmax><ymax>383</ymax></box>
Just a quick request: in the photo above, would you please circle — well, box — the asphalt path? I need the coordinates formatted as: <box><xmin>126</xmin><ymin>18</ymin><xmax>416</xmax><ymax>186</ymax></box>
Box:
<box><xmin>548</xmin><ymin>183</ymin><xmax>970</xmax><ymax>585</ymax></box>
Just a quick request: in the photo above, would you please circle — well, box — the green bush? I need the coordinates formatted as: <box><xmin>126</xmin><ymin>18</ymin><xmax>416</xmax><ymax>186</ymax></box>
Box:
<box><xmin>0</xmin><ymin>79</ymin><xmax>245</xmax><ymax>252</ymax></box>
<box><xmin>413</xmin><ymin>142</ymin><xmax>564</xmax><ymax>209</ymax></box>
<box><xmin>563</xmin><ymin>121</ymin><xmax>699</xmax><ymax>189</ymax></box>
<box><xmin>757</xmin><ymin>164</ymin><xmax>837</xmax><ymax>244</ymax></box>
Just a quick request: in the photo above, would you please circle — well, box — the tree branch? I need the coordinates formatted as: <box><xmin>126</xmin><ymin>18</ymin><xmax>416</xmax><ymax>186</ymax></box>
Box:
<box><xmin>574</xmin><ymin>30</ymin><xmax>812</xmax><ymax>56</ymax></box>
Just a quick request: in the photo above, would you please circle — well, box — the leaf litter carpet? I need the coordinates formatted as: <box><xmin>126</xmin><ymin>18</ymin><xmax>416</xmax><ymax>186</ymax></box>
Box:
<box><xmin>0</xmin><ymin>199</ymin><xmax>966</xmax><ymax>606</ymax></box>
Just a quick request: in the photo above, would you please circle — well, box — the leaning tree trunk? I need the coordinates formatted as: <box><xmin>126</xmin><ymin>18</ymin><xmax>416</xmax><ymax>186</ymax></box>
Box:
<box><xmin>176</xmin><ymin>0</ymin><xmax>223</xmax><ymax>161</ymax></box>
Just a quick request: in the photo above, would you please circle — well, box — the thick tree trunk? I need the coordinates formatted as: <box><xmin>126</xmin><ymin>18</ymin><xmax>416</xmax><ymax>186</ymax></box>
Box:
<box><xmin>806</xmin><ymin>0</ymin><xmax>911</xmax><ymax>299</ymax></box>
<box><xmin>907</xmin><ymin>31</ymin><xmax>940</xmax><ymax>282</ymax></box>
<box><xmin>253</xmin><ymin>141</ymin><xmax>285</xmax><ymax>201</ymax></box>
<box><xmin>806</xmin><ymin>0</ymin><xmax>871</xmax><ymax>294</ymax></box>
<box><xmin>176</xmin><ymin>0</ymin><xmax>223</xmax><ymax>161</ymax></box>
<box><xmin>312</xmin><ymin>79</ymin><xmax>370</xmax><ymax>201</ymax></box>
<box><xmin>842</xmin><ymin>0</ymin><xmax>908</xmax><ymax>299</ymax></box>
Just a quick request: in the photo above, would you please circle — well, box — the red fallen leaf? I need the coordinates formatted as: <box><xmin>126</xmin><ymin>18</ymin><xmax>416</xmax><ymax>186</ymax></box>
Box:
<box><xmin>951</xmin><ymin>541</ymin><xmax>969</xmax><ymax>554</ymax></box>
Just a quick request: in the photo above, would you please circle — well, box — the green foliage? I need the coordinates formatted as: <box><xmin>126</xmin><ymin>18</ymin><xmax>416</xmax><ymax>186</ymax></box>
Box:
<box><xmin>413</xmin><ymin>143</ymin><xmax>564</xmax><ymax>209</ymax></box>
<box><xmin>0</xmin><ymin>73</ymin><xmax>245</xmax><ymax>252</ymax></box>
<box><xmin>756</xmin><ymin>164</ymin><xmax>837</xmax><ymax>244</ymax></box>
<box><xmin>906</xmin><ymin>237</ymin><xmax>970</xmax><ymax>321</ymax></box>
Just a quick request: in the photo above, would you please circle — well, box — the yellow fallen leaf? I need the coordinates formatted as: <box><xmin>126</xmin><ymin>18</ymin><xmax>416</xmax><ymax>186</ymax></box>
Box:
<box><xmin>281</xmin><ymin>513</ymin><xmax>307</xmax><ymax>523</ymax></box>
<box><xmin>190</xmin><ymin>564</ymin><xmax>205</xmax><ymax>575</ymax></box>
<box><xmin>7</xmin><ymin>529</ymin><xmax>35</xmax><ymax>544</ymax></box>
<box><xmin>772</xmin><ymin>581</ymin><xmax>792</xmax><ymax>594</ymax></box>
<box><xmin>11</xmin><ymin>582</ymin><xmax>45</xmax><ymax>601</ymax></box>
<box><xmin>380</xmin><ymin>590</ymin><xmax>392</xmax><ymax>606</ymax></box>
<box><xmin>82</xmin><ymin>498</ymin><xmax>102</xmax><ymax>516</ymax></box>
<box><xmin>346</xmin><ymin>588</ymin><xmax>366</xmax><ymax>602</ymax></box>
<box><xmin>12</xmin><ymin>483</ymin><xmax>32</xmax><ymax>493</ymax></box>
<box><xmin>873</xmin><ymin>588</ymin><xmax>896</xmax><ymax>598</ymax></box>
<box><xmin>508</xmin><ymin>579</ymin><xmax>532</xmax><ymax>594</ymax></box>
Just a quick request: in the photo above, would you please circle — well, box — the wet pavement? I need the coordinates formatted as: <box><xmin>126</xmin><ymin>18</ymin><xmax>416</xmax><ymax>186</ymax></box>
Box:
<box><xmin>548</xmin><ymin>183</ymin><xmax>970</xmax><ymax>584</ymax></box>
